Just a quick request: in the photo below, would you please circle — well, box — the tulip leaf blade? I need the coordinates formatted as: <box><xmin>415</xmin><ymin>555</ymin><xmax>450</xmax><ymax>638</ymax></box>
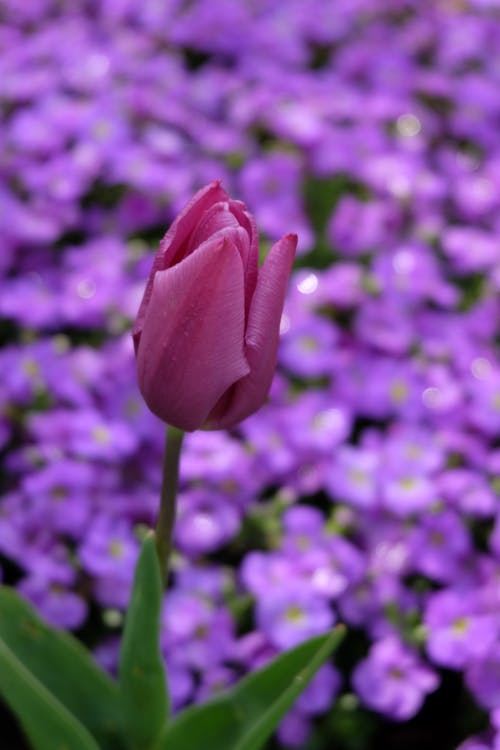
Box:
<box><xmin>0</xmin><ymin>635</ymin><xmax>100</xmax><ymax>750</ymax></box>
<box><xmin>119</xmin><ymin>534</ymin><xmax>169</xmax><ymax>749</ymax></box>
<box><xmin>0</xmin><ymin>586</ymin><xmax>123</xmax><ymax>749</ymax></box>
<box><xmin>156</xmin><ymin>626</ymin><xmax>345</xmax><ymax>750</ymax></box>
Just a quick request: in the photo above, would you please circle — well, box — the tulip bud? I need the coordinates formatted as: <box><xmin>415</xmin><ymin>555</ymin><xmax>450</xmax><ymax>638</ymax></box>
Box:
<box><xmin>133</xmin><ymin>181</ymin><xmax>296</xmax><ymax>431</ymax></box>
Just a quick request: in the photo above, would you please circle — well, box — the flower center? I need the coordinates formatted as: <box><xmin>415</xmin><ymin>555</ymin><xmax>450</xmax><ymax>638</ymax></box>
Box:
<box><xmin>285</xmin><ymin>605</ymin><xmax>305</xmax><ymax>623</ymax></box>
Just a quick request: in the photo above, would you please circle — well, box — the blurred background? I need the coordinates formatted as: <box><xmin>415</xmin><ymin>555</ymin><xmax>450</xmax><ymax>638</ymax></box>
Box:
<box><xmin>1</xmin><ymin>1</ymin><xmax>500</xmax><ymax>748</ymax></box>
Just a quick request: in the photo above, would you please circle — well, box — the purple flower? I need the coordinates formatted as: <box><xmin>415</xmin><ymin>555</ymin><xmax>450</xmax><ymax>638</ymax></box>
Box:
<box><xmin>61</xmin><ymin>238</ymin><xmax>133</xmax><ymax>327</ymax></box>
<box><xmin>424</xmin><ymin>589</ymin><xmax>500</xmax><ymax>669</ymax></box>
<box><xmin>456</xmin><ymin>740</ymin><xmax>493</xmax><ymax>750</ymax></box>
<box><xmin>279</xmin><ymin>315</ymin><xmax>339</xmax><ymax>378</ymax></box>
<box><xmin>407</xmin><ymin>510</ymin><xmax>472</xmax><ymax>583</ymax></box>
<box><xmin>18</xmin><ymin>577</ymin><xmax>87</xmax><ymax>630</ymax></box>
<box><xmin>195</xmin><ymin>666</ymin><xmax>237</xmax><ymax>703</ymax></box>
<box><xmin>166</xmin><ymin>660</ymin><xmax>195</xmax><ymax>712</ymax></box>
<box><xmin>78</xmin><ymin>516</ymin><xmax>138</xmax><ymax>608</ymax></box>
<box><xmin>438</xmin><ymin>469</ymin><xmax>497</xmax><ymax>518</ymax></box>
<box><xmin>21</xmin><ymin>459</ymin><xmax>93</xmax><ymax>538</ymax></box>
<box><xmin>442</xmin><ymin>227</ymin><xmax>499</xmax><ymax>273</ymax></box>
<box><xmin>352</xmin><ymin>638</ymin><xmax>439</xmax><ymax>720</ymax></box>
<box><xmin>318</xmin><ymin>263</ymin><xmax>364</xmax><ymax>309</ymax></box>
<box><xmin>277</xmin><ymin>711</ymin><xmax>311</xmax><ymax>749</ymax></box>
<box><xmin>338</xmin><ymin>574</ymin><xmax>402</xmax><ymax>631</ymax></box>
<box><xmin>381</xmin><ymin>471</ymin><xmax>436</xmax><ymax>517</ymax></box>
<box><xmin>452</xmin><ymin>172</ymin><xmax>497</xmax><ymax>221</ymax></box>
<box><xmin>355</xmin><ymin>297</ymin><xmax>414</xmax><ymax>355</ymax></box>
<box><xmin>468</xmin><ymin>369</ymin><xmax>500</xmax><ymax>437</ymax></box>
<box><xmin>29</xmin><ymin>409</ymin><xmax>137</xmax><ymax>462</ymax></box>
<box><xmin>284</xmin><ymin>391</ymin><xmax>351</xmax><ymax>455</ymax></box>
<box><xmin>0</xmin><ymin>273</ymin><xmax>61</xmax><ymax>328</ymax></box>
<box><xmin>182</xmin><ymin>430</ymin><xmax>253</xmax><ymax>490</ymax></box>
<box><xmin>335</xmin><ymin>355</ymin><xmax>423</xmax><ymax>421</ymax></box>
<box><xmin>382</xmin><ymin>425</ymin><xmax>445</xmax><ymax>475</ymax></box>
<box><xmin>280</xmin><ymin>505</ymin><xmax>325</xmax><ymax>554</ymax></box>
<box><xmin>175</xmin><ymin>565</ymin><xmax>232</xmax><ymax>601</ymax></box>
<box><xmin>238</xmin><ymin>151</ymin><xmax>313</xmax><ymax>254</ymax></box>
<box><xmin>240</xmin><ymin>552</ymin><xmax>298</xmax><ymax>597</ymax></box>
<box><xmin>295</xmin><ymin>663</ymin><xmax>341</xmax><ymax>715</ymax></box>
<box><xmin>93</xmin><ymin>638</ymin><xmax>120</xmax><ymax>678</ymax></box>
<box><xmin>240</xmin><ymin>407</ymin><xmax>296</xmax><ymax>477</ymax></box>
<box><xmin>328</xmin><ymin>195</ymin><xmax>400</xmax><ymax>257</ymax></box>
<box><xmin>326</xmin><ymin>445</ymin><xmax>380</xmax><ymax>509</ymax></box>
<box><xmin>372</xmin><ymin>244</ymin><xmax>456</xmax><ymax>306</ymax></box>
<box><xmin>304</xmin><ymin>537</ymin><xmax>366</xmax><ymax>600</ymax></box>
<box><xmin>162</xmin><ymin>592</ymin><xmax>235</xmax><ymax>670</ymax></box>
<box><xmin>232</xmin><ymin>630</ymin><xmax>278</xmax><ymax>671</ymax></box>
<box><xmin>466</xmin><ymin>646</ymin><xmax>500</xmax><ymax>711</ymax></box>
<box><xmin>255</xmin><ymin>584</ymin><xmax>334</xmax><ymax>650</ymax></box>
<box><xmin>175</xmin><ymin>489</ymin><xmax>241</xmax><ymax>556</ymax></box>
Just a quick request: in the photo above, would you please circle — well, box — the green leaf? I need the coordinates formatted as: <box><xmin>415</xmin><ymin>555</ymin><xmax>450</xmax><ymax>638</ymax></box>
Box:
<box><xmin>0</xmin><ymin>586</ymin><xmax>123</xmax><ymax>749</ymax></box>
<box><xmin>0</xmin><ymin>636</ymin><xmax>100</xmax><ymax>750</ymax></box>
<box><xmin>157</xmin><ymin>625</ymin><xmax>345</xmax><ymax>750</ymax></box>
<box><xmin>119</xmin><ymin>534</ymin><xmax>168</xmax><ymax>750</ymax></box>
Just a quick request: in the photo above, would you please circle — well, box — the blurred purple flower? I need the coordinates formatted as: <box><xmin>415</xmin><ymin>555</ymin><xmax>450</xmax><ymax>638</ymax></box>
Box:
<box><xmin>255</xmin><ymin>585</ymin><xmax>334</xmax><ymax>650</ymax></box>
<box><xmin>424</xmin><ymin>588</ymin><xmax>500</xmax><ymax>669</ymax></box>
<box><xmin>352</xmin><ymin>638</ymin><xmax>438</xmax><ymax>720</ymax></box>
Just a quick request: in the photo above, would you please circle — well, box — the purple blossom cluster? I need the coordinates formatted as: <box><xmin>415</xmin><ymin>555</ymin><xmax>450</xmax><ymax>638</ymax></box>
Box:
<box><xmin>2</xmin><ymin>0</ymin><xmax>500</xmax><ymax>747</ymax></box>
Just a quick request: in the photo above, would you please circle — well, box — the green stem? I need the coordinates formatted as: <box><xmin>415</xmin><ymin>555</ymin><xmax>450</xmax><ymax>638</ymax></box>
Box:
<box><xmin>155</xmin><ymin>425</ymin><xmax>185</xmax><ymax>585</ymax></box>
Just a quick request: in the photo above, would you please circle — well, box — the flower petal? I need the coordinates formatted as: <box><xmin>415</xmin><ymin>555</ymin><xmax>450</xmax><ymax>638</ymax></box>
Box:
<box><xmin>133</xmin><ymin>181</ymin><xmax>227</xmax><ymax>351</ymax></box>
<box><xmin>229</xmin><ymin>199</ymin><xmax>258</xmax><ymax>314</ymax></box>
<box><xmin>206</xmin><ymin>233</ymin><xmax>297</xmax><ymax>429</ymax></box>
<box><xmin>136</xmin><ymin>234</ymin><xmax>249</xmax><ymax>431</ymax></box>
<box><xmin>186</xmin><ymin>201</ymin><xmax>240</xmax><ymax>250</ymax></box>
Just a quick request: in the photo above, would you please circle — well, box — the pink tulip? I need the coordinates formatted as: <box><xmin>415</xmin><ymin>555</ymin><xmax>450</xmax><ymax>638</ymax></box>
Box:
<box><xmin>133</xmin><ymin>180</ymin><xmax>297</xmax><ymax>431</ymax></box>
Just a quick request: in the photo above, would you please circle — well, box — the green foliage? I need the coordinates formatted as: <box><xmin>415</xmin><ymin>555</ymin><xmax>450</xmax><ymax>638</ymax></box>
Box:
<box><xmin>156</xmin><ymin>626</ymin><xmax>345</xmax><ymax>750</ymax></box>
<box><xmin>118</xmin><ymin>535</ymin><xmax>169</xmax><ymax>750</ymax></box>
<box><xmin>0</xmin><ymin>636</ymin><xmax>100</xmax><ymax>750</ymax></box>
<box><xmin>0</xmin><ymin>586</ymin><xmax>123</xmax><ymax>749</ymax></box>
<box><xmin>0</xmin><ymin>544</ymin><xmax>343</xmax><ymax>750</ymax></box>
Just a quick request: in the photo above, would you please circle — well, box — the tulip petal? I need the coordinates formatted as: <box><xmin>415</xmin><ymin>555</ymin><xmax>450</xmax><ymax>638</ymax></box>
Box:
<box><xmin>136</xmin><ymin>235</ymin><xmax>249</xmax><ymax>431</ymax></box>
<box><xmin>187</xmin><ymin>201</ymin><xmax>240</xmax><ymax>250</ymax></box>
<box><xmin>229</xmin><ymin>200</ymin><xmax>258</xmax><ymax>313</ymax></box>
<box><xmin>133</xmin><ymin>181</ymin><xmax>228</xmax><ymax>351</ymax></box>
<box><xmin>206</xmin><ymin>233</ymin><xmax>297</xmax><ymax>429</ymax></box>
